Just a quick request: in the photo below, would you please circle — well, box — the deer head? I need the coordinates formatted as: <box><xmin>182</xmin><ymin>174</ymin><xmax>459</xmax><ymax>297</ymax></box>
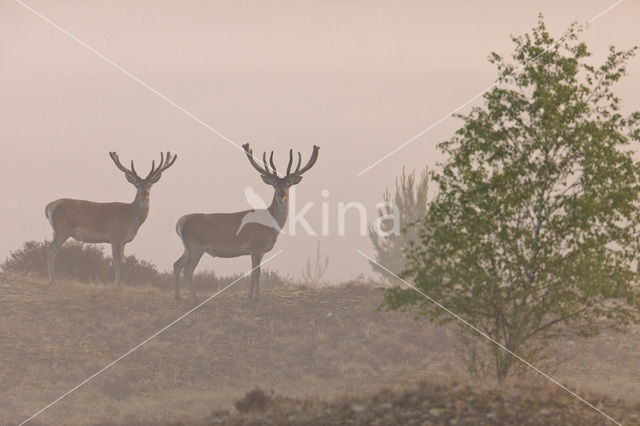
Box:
<box><xmin>109</xmin><ymin>151</ymin><xmax>177</xmax><ymax>200</ymax></box>
<box><xmin>242</xmin><ymin>143</ymin><xmax>319</xmax><ymax>205</ymax></box>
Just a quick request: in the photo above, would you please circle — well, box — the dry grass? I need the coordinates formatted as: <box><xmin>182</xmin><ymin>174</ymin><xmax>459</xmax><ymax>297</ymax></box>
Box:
<box><xmin>0</xmin><ymin>273</ymin><xmax>638</xmax><ymax>425</ymax></box>
<box><xmin>210</xmin><ymin>380</ymin><xmax>640</xmax><ymax>425</ymax></box>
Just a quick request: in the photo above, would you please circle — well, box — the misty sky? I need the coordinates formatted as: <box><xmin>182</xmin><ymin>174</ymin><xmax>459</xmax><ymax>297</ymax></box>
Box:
<box><xmin>1</xmin><ymin>0</ymin><xmax>639</xmax><ymax>281</ymax></box>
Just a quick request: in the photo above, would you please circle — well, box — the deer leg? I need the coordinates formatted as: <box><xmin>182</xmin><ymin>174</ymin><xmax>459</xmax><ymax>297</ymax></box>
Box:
<box><xmin>183</xmin><ymin>249</ymin><xmax>204</xmax><ymax>306</ymax></box>
<box><xmin>46</xmin><ymin>234</ymin><xmax>69</xmax><ymax>285</ymax></box>
<box><xmin>111</xmin><ymin>243</ymin><xmax>124</xmax><ymax>290</ymax></box>
<box><xmin>250</xmin><ymin>253</ymin><xmax>263</xmax><ymax>301</ymax></box>
<box><xmin>173</xmin><ymin>250</ymin><xmax>188</xmax><ymax>300</ymax></box>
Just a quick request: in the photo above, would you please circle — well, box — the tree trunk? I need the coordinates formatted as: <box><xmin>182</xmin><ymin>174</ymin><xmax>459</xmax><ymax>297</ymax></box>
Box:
<box><xmin>494</xmin><ymin>343</ymin><xmax>515</xmax><ymax>383</ymax></box>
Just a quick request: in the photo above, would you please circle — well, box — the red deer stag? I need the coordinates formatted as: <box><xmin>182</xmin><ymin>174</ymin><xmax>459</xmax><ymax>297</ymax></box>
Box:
<box><xmin>45</xmin><ymin>152</ymin><xmax>177</xmax><ymax>289</ymax></box>
<box><xmin>173</xmin><ymin>143</ymin><xmax>319</xmax><ymax>303</ymax></box>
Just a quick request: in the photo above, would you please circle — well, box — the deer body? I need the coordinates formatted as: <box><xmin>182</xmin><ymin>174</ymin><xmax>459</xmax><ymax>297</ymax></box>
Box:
<box><xmin>177</xmin><ymin>190</ymin><xmax>288</xmax><ymax>256</ymax></box>
<box><xmin>46</xmin><ymin>197</ymin><xmax>149</xmax><ymax>244</ymax></box>
<box><xmin>45</xmin><ymin>152</ymin><xmax>176</xmax><ymax>289</ymax></box>
<box><xmin>173</xmin><ymin>143</ymin><xmax>318</xmax><ymax>303</ymax></box>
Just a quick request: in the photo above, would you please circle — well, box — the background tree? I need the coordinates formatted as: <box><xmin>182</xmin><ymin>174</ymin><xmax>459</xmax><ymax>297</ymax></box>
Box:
<box><xmin>368</xmin><ymin>167</ymin><xmax>433</xmax><ymax>281</ymax></box>
<box><xmin>384</xmin><ymin>17</ymin><xmax>640</xmax><ymax>381</ymax></box>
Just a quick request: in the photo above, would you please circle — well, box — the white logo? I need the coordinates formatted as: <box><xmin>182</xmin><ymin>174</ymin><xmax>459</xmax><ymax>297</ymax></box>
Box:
<box><xmin>236</xmin><ymin>186</ymin><xmax>283</xmax><ymax>235</ymax></box>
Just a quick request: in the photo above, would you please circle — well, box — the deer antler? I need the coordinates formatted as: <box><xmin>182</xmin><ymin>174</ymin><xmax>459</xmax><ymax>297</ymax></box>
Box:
<box><xmin>109</xmin><ymin>152</ymin><xmax>142</xmax><ymax>180</ymax></box>
<box><xmin>243</xmin><ymin>143</ymin><xmax>278</xmax><ymax>177</ymax></box>
<box><xmin>146</xmin><ymin>151</ymin><xmax>177</xmax><ymax>182</ymax></box>
<box><xmin>269</xmin><ymin>151</ymin><xmax>278</xmax><ymax>175</ymax></box>
<box><xmin>244</xmin><ymin>144</ymin><xmax>319</xmax><ymax>179</ymax></box>
<box><xmin>288</xmin><ymin>145</ymin><xmax>319</xmax><ymax>178</ymax></box>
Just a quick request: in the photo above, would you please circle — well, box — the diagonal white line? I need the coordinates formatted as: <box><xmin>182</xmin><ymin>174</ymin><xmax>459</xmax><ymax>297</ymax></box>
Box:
<box><xmin>356</xmin><ymin>0</ymin><xmax>625</xmax><ymax>176</ymax></box>
<box><xmin>18</xmin><ymin>250</ymin><xmax>283</xmax><ymax>426</ymax></box>
<box><xmin>14</xmin><ymin>0</ymin><xmax>245</xmax><ymax>154</ymax></box>
<box><xmin>357</xmin><ymin>250</ymin><xmax>621</xmax><ymax>425</ymax></box>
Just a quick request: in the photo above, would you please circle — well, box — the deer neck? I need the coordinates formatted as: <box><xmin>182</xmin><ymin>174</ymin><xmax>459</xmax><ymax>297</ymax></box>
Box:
<box><xmin>268</xmin><ymin>192</ymin><xmax>289</xmax><ymax>231</ymax></box>
<box><xmin>131</xmin><ymin>193</ymin><xmax>151</xmax><ymax>226</ymax></box>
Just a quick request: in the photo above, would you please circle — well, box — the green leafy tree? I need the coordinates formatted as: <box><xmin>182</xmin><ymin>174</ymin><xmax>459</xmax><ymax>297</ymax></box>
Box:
<box><xmin>368</xmin><ymin>167</ymin><xmax>433</xmax><ymax>281</ymax></box>
<box><xmin>384</xmin><ymin>17</ymin><xmax>640</xmax><ymax>381</ymax></box>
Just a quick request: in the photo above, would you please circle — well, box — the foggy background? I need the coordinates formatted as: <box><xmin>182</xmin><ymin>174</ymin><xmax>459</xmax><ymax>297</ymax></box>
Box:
<box><xmin>1</xmin><ymin>0</ymin><xmax>638</xmax><ymax>281</ymax></box>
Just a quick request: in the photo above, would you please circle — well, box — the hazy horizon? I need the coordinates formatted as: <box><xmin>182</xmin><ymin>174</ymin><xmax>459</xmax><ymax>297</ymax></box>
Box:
<box><xmin>2</xmin><ymin>0</ymin><xmax>639</xmax><ymax>281</ymax></box>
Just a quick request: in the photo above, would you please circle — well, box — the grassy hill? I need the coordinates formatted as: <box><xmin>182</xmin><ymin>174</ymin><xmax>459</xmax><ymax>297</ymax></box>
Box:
<box><xmin>0</xmin><ymin>274</ymin><xmax>638</xmax><ymax>425</ymax></box>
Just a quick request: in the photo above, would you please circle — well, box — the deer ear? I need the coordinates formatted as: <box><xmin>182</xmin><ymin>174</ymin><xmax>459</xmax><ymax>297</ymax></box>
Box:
<box><xmin>125</xmin><ymin>174</ymin><xmax>138</xmax><ymax>184</ymax></box>
<box><xmin>261</xmin><ymin>175</ymin><xmax>277</xmax><ymax>185</ymax></box>
<box><xmin>287</xmin><ymin>175</ymin><xmax>303</xmax><ymax>185</ymax></box>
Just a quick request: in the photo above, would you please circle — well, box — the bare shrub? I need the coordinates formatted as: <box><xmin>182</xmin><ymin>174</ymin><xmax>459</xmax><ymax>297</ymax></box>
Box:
<box><xmin>301</xmin><ymin>241</ymin><xmax>330</xmax><ymax>286</ymax></box>
<box><xmin>2</xmin><ymin>239</ymin><xmax>161</xmax><ymax>286</ymax></box>
<box><xmin>2</xmin><ymin>240</ymin><xmax>110</xmax><ymax>283</ymax></box>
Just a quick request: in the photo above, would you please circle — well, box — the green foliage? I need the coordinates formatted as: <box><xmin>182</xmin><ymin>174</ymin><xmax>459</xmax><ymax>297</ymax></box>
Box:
<box><xmin>368</xmin><ymin>167</ymin><xmax>433</xmax><ymax>280</ymax></box>
<box><xmin>384</xmin><ymin>16</ymin><xmax>640</xmax><ymax>380</ymax></box>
